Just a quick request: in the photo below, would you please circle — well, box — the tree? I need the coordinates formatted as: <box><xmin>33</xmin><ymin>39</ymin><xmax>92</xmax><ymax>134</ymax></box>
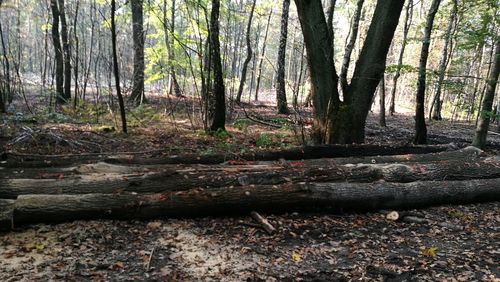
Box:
<box><xmin>130</xmin><ymin>0</ymin><xmax>146</xmax><ymax>106</ymax></box>
<box><xmin>340</xmin><ymin>0</ymin><xmax>364</xmax><ymax>95</ymax></box>
<box><xmin>473</xmin><ymin>39</ymin><xmax>500</xmax><ymax>149</ymax></box>
<box><xmin>414</xmin><ymin>0</ymin><xmax>441</xmax><ymax>144</ymax></box>
<box><xmin>58</xmin><ymin>0</ymin><xmax>71</xmax><ymax>102</ymax></box>
<box><xmin>111</xmin><ymin>0</ymin><xmax>128</xmax><ymax>134</ymax></box>
<box><xmin>276</xmin><ymin>0</ymin><xmax>290</xmax><ymax>114</ymax></box>
<box><xmin>207</xmin><ymin>0</ymin><xmax>225</xmax><ymax>131</ymax></box>
<box><xmin>235</xmin><ymin>0</ymin><xmax>257</xmax><ymax>104</ymax></box>
<box><xmin>254</xmin><ymin>10</ymin><xmax>272</xmax><ymax>101</ymax></box>
<box><xmin>429</xmin><ymin>0</ymin><xmax>458</xmax><ymax>121</ymax></box>
<box><xmin>389</xmin><ymin>0</ymin><xmax>413</xmax><ymax>116</ymax></box>
<box><xmin>294</xmin><ymin>0</ymin><xmax>404</xmax><ymax>144</ymax></box>
<box><xmin>50</xmin><ymin>0</ymin><xmax>64</xmax><ymax>104</ymax></box>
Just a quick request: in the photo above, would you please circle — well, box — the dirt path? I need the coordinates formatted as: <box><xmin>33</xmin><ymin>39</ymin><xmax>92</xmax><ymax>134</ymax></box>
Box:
<box><xmin>1</xmin><ymin>202</ymin><xmax>498</xmax><ymax>281</ymax></box>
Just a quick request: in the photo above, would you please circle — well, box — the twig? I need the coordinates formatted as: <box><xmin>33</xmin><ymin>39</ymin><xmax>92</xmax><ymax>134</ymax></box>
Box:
<box><xmin>250</xmin><ymin>211</ymin><xmax>276</xmax><ymax>235</ymax></box>
<box><xmin>146</xmin><ymin>246</ymin><xmax>155</xmax><ymax>272</ymax></box>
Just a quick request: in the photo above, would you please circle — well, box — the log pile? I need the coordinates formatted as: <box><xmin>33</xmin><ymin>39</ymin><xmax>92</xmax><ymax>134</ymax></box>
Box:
<box><xmin>1</xmin><ymin>145</ymin><xmax>499</xmax><ymax>231</ymax></box>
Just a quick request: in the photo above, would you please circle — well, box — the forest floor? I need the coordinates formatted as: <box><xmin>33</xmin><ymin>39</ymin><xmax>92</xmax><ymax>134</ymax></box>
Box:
<box><xmin>0</xmin><ymin>94</ymin><xmax>499</xmax><ymax>281</ymax></box>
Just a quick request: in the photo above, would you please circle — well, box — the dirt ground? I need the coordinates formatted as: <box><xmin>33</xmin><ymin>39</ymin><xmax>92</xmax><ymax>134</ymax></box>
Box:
<box><xmin>1</xmin><ymin>96</ymin><xmax>500</xmax><ymax>281</ymax></box>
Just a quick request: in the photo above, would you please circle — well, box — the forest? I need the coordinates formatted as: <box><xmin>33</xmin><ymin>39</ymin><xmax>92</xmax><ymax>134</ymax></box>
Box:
<box><xmin>0</xmin><ymin>0</ymin><xmax>499</xmax><ymax>280</ymax></box>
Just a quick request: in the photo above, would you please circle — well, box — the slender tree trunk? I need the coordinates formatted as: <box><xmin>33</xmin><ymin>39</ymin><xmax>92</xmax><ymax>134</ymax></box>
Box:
<box><xmin>254</xmin><ymin>10</ymin><xmax>272</xmax><ymax>101</ymax></box>
<box><xmin>429</xmin><ymin>0</ymin><xmax>457</xmax><ymax>121</ymax></box>
<box><xmin>50</xmin><ymin>0</ymin><xmax>64</xmax><ymax>104</ymax></box>
<box><xmin>414</xmin><ymin>0</ymin><xmax>441</xmax><ymax>145</ymax></box>
<box><xmin>389</xmin><ymin>0</ymin><xmax>413</xmax><ymax>116</ymax></box>
<box><xmin>0</xmin><ymin>10</ymin><xmax>10</xmax><ymax>113</ymax></box>
<box><xmin>276</xmin><ymin>0</ymin><xmax>291</xmax><ymax>114</ymax></box>
<box><xmin>235</xmin><ymin>0</ymin><xmax>256</xmax><ymax>104</ymax></box>
<box><xmin>208</xmin><ymin>0</ymin><xmax>225</xmax><ymax>131</ymax></box>
<box><xmin>473</xmin><ymin>39</ymin><xmax>500</xmax><ymax>149</ymax></box>
<box><xmin>339</xmin><ymin>0</ymin><xmax>364</xmax><ymax>94</ymax></box>
<box><xmin>379</xmin><ymin>75</ymin><xmax>386</xmax><ymax>127</ymax></box>
<box><xmin>58</xmin><ymin>0</ymin><xmax>71</xmax><ymax>102</ymax></box>
<box><xmin>130</xmin><ymin>0</ymin><xmax>145</xmax><ymax>106</ymax></box>
<box><xmin>168</xmin><ymin>0</ymin><xmax>182</xmax><ymax>97</ymax></box>
<box><xmin>111</xmin><ymin>0</ymin><xmax>128</xmax><ymax>134</ymax></box>
<box><xmin>72</xmin><ymin>1</ymin><xmax>80</xmax><ymax>109</ymax></box>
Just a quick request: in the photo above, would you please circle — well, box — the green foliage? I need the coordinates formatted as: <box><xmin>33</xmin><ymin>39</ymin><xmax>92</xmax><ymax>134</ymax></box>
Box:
<box><xmin>385</xmin><ymin>64</ymin><xmax>418</xmax><ymax>74</ymax></box>
<box><xmin>128</xmin><ymin>105</ymin><xmax>162</xmax><ymax>126</ymax></box>
<box><xmin>213</xmin><ymin>128</ymin><xmax>231</xmax><ymax>140</ymax></box>
<box><xmin>233</xmin><ymin>119</ymin><xmax>252</xmax><ymax>131</ymax></box>
<box><xmin>255</xmin><ymin>132</ymin><xmax>273</xmax><ymax>147</ymax></box>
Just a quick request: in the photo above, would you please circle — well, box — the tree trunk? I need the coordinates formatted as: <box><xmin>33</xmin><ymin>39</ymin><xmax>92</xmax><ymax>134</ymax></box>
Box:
<box><xmin>414</xmin><ymin>0</ymin><xmax>441</xmax><ymax>144</ymax></box>
<box><xmin>473</xmin><ymin>39</ymin><xmax>500</xmax><ymax>149</ymax></box>
<box><xmin>276</xmin><ymin>0</ymin><xmax>290</xmax><ymax>114</ymax></box>
<box><xmin>3</xmin><ymin>178</ymin><xmax>498</xmax><ymax>228</ymax></box>
<box><xmin>379</xmin><ymin>75</ymin><xmax>386</xmax><ymax>127</ymax></box>
<box><xmin>429</xmin><ymin>0</ymin><xmax>457</xmax><ymax>121</ymax></box>
<box><xmin>111</xmin><ymin>0</ymin><xmax>128</xmax><ymax>134</ymax></box>
<box><xmin>130</xmin><ymin>0</ymin><xmax>146</xmax><ymax>106</ymax></box>
<box><xmin>2</xmin><ymin>144</ymin><xmax>454</xmax><ymax>168</ymax></box>
<box><xmin>50</xmin><ymin>0</ymin><xmax>64</xmax><ymax>104</ymax></box>
<box><xmin>389</xmin><ymin>0</ymin><xmax>413</xmax><ymax>116</ymax></box>
<box><xmin>339</xmin><ymin>0</ymin><xmax>364</xmax><ymax>95</ymax></box>
<box><xmin>254</xmin><ymin>10</ymin><xmax>272</xmax><ymax>101</ymax></box>
<box><xmin>208</xmin><ymin>0</ymin><xmax>226</xmax><ymax>132</ymax></box>
<box><xmin>235</xmin><ymin>0</ymin><xmax>256</xmax><ymax>104</ymax></box>
<box><xmin>58</xmin><ymin>0</ymin><xmax>71</xmax><ymax>102</ymax></box>
<box><xmin>2</xmin><ymin>154</ymin><xmax>498</xmax><ymax>199</ymax></box>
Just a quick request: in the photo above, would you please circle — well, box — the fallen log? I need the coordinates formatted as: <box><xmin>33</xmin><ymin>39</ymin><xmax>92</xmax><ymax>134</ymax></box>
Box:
<box><xmin>0</xmin><ymin>199</ymin><xmax>14</xmax><ymax>231</ymax></box>
<box><xmin>2</xmin><ymin>144</ymin><xmax>453</xmax><ymax>168</ymax></box>
<box><xmin>0</xmin><ymin>146</ymin><xmax>481</xmax><ymax>179</ymax></box>
<box><xmin>2</xmin><ymin>157</ymin><xmax>500</xmax><ymax>199</ymax></box>
<box><xmin>6</xmin><ymin>178</ymin><xmax>499</xmax><ymax>227</ymax></box>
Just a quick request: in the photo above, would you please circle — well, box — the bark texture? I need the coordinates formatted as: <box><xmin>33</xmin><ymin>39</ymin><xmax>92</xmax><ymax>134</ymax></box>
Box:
<box><xmin>130</xmin><ymin>0</ymin><xmax>146</xmax><ymax>105</ymax></box>
<box><xmin>414</xmin><ymin>0</ymin><xmax>441</xmax><ymax>144</ymax></box>
<box><xmin>276</xmin><ymin>0</ymin><xmax>291</xmax><ymax>114</ymax></box>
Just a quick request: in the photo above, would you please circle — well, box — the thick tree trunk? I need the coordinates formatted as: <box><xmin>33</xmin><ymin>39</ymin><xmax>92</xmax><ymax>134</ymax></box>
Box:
<box><xmin>208</xmin><ymin>0</ymin><xmax>226</xmax><ymax>132</ymax></box>
<box><xmin>473</xmin><ymin>39</ymin><xmax>500</xmax><ymax>149</ymax></box>
<box><xmin>414</xmin><ymin>0</ymin><xmax>441</xmax><ymax>144</ymax></box>
<box><xmin>2</xmin><ymin>155</ymin><xmax>499</xmax><ymax>199</ymax></box>
<box><xmin>50</xmin><ymin>0</ymin><xmax>64</xmax><ymax>103</ymax></box>
<box><xmin>276</xmin><ymin>0</ymin><xmax>291</xmax><ymax>114</ymax></box>
<box><xmin>130</xmin><ymin>0</ymin><xmax>145</xmax><ymax>106</ymax></box>
<box><xmin>3</xmin><ymin>178</ymin><xmax>498</xmax><ymax>228</ymax></box>
<box><xmin>58</xmin><ymin>0</ymin><xmax>71</xmax><ymax>102</ymax></box>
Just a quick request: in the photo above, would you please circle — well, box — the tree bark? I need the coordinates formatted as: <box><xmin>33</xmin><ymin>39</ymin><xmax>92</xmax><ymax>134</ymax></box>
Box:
<box><xmin>4</xmin><ymin>178</ymin><xmax>499</xmax><ymax>228</ymax></box>
<box><xmin>378</xmin><ymin>75</ymin><xmax>386</xmax><ymax>127</ymax></box>
<box><xmin>0</xmin><ymin>199</ymin><xmax>14</xmax><ymax>231</ymax></box>
<box><xmin>276</xmin><ymin>0</ymin><xmax>291</xmax><ymax>114</ymax></box>
<box><xmin>235</xmin><ymin>0</ymin><xmax>256</xmax><ymax>104</ymax></box>
<box><xmin>50</xmin><ymin>0</ymin><xmax>64</xmax><ymax>103</ymax></box>
<box><xmin>58</xmin><ymin>0</ymin><xmax>71</xmax><ymax>102</ymax></box>
<box><xmin>473</xmin><ymin>39</ymin><xmax>500</xmax><ymax>149</ymax></box>
<box><xmin>130</xmin><ymin>0</ymin><xmax>146</xmax><ymax>106</ymax></box>
<box><xmin>339</xmin><ymin>0</ymin><xmax>364</xmax><ymax>95</ymax></box>
<box><xmin>208</xmin><ymin>0</ymin><xmax>226</xmax><ymax>132</ymax></box>
<box><xmin>429</xmin><ymin>0</ymin><xmax>457</xmax><ymax>121</ymax></box>
<box><xmin>254</xmin><ymin>10</ymin><xmax>272</xmax><ymax>101</ymax></box>
<box><xmin>2</xmin><ymin>144</ymin><xmax>455</xmax><ymax>168</ymax></box>
<box><xmin>389</xmin><ymin>0</ymin><xmax>413</xmax><ymax>116</ymax></box>
<box><xmin>295</xmin><ymin>0</ymin><xmax>404</xmax><ymax>144</ymax></box>
<box><xmin>111</xmin><ymin>0</ymin><xmax>128</xmax><ymax>134</ymax></box>
<box><xmin>414</xmin><ymin>0</ymin><xmax>441</xmax><ymax>144</ymax></box>
<box><xmin>2</xmin><ymin>155</ymin><xmax>499</xmax><ymax>199</ymax></box>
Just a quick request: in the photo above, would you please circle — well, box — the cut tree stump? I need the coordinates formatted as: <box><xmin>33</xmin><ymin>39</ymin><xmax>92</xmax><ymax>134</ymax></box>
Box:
<box><xmin>4</xmin><ymin>178</ymin><xmax>499</xmax><ymax>228</ymax></box>
<box><xmin>1</xmin><ymin>156</ymin><xmax>500</xmax><ymax>199</ymax></box>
